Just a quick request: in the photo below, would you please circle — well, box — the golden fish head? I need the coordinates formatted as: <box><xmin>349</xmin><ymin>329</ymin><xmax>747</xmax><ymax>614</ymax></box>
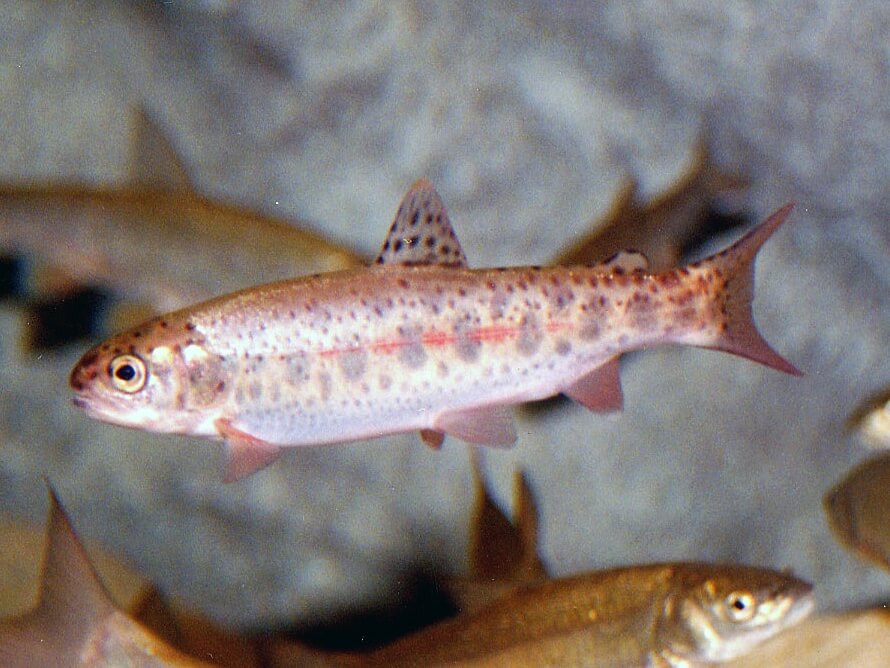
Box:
<box><xmin>69</xmin><ymin>317</ymin><xmax>231</xmax><ymax>436</ymax></box>
<box><xmin>660</xmin><ymin>563</ymin><xmax>814</xmax><ymax>664</ymax></box>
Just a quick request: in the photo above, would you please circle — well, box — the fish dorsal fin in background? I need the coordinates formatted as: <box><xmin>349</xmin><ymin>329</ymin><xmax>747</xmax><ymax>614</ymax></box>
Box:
<box><xmin>129</xmin><ymin>106</ymin><xmax>196</xmax><ymax>193</ymax></box>
<box><xmin>0</xmin><ymin>487</ymin><xmax>114</xmax><ymax>667</ymax></box>
<box><xmin>375</xmin><ymin>179</ymin><xmax>469</xmax><ymax>267</ymax></box>
<box><xmin>596</xmin><ymin>250</ymin><xmax>649</xmax><ymax>274</ymax></box>
<box><xmin>469</xmin><ymin>454</ymin><xmax>547</xmax><ymax>582</ymax></box>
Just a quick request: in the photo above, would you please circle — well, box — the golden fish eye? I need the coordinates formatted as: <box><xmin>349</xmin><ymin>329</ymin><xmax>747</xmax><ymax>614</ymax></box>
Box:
<box><xmin>109</xmin><ymin>354</ymin><xmax>147</xmax><ymax>393</ymax></box>
<box><xmin>725</xmin><ymin>590</ymin><xmax>756</xmax><ymax>622</ymax></box>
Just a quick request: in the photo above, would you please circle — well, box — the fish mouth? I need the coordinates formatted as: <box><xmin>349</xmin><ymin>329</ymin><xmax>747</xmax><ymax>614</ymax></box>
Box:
<box><xmin>71</xmin><ymin>396</ymin><xmax>90</xmax><ymax>410</ymax></box>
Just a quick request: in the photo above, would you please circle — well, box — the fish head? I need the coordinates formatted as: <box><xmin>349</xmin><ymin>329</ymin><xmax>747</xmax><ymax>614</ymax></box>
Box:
<box><xmin>659</xmin><ymin>563</ymin><xmax>814</xmax><ymax>663</ymax></box>
<box><xmin>69</xmin><ymin>316</ymin><xmax>231</xmax><ymax>436</ymax></box>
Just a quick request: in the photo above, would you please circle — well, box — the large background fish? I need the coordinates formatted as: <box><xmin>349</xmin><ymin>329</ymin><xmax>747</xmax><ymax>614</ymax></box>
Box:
<box><xmin>0</xmin><ymin>1</ymin><xmax>887</xmax><ymax>657</ymax></box>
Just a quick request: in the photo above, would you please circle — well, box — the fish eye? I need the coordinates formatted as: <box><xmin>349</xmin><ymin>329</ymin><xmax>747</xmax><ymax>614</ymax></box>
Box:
<box><xmin>109</xmin><ymin>354</ymin><xmax>147</xmax><ymax>393</ymax></box>
<box><xmin>724</xmin><ymin>590</ymin><xmax>756</xmax><ymax>622</ymax></box>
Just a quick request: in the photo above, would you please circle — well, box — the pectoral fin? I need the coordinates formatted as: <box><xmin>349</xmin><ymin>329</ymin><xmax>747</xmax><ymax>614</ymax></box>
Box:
<box><xmin>563</xmin><ymin>357</ymin><xmax>624</xmax><ymax>412</ymax></box>
<box><xmin>434</xmin><ymin>406</ymin><xmax>516</xmax><ymax>447</ymax></box>
<box><xmin>215</xmin><ymin>419</ymin><xmax>283</xmax><ymax>482</ymax></box>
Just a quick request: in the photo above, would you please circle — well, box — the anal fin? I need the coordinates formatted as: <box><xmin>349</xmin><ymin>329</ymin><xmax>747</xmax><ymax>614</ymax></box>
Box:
<box><xmin>434</xmin><ymin>406</ymin><xmax>516</xmax><ymax>447</ymax></box>
<box><xmin>563</xmin><ymin>357</ymin><xmax>624</xmax><ymax>413</ymax></box>
<box><xmin>215</xmin><ymin>419</ymin><xmax>283</xmax><ymax>482</ymax></box>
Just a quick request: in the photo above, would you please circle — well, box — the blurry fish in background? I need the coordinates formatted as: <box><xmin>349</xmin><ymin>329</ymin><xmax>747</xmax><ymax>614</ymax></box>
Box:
<box><xmin>553</xmin><ymin>139</ymin><xmax>749</xmax><ymax>272</ymax></box>
<box><xmin>267</xmin><ymin>463</ymin><xmax>814</xmax><ymax>667</ymax></box>
<box><xmin>823</xmin><ymin>453</ymin><xmax>890</xmax><ymax>572</ymax></box>
<box><xmin>0</xmin><ymin>487</ymin><xmax>219</xmax><ymax>667</ymax></box>
<box><xmin>846</xmin><ymin>388</ymin><xmax>890</xmax><ymax>449</ymax></box>
<box><xmin>0</xmin><ymin>107</ymin><xmax>365</xmax><ymax>351</ymax></box>
<box><xmin>268</xmin><ymin>563</ymin><xmax>813</xmax><ymax>667</ymax></box>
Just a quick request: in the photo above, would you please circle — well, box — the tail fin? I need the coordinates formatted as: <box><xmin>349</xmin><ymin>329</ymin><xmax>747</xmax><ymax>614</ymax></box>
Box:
<box><xmin>700</xmin><ymin>203</ymin><xmax>802</xmax><ymax>376</ymax></box>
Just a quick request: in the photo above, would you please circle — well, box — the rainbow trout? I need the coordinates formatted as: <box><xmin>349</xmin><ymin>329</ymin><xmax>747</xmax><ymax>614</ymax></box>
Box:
<box><xmin>70</xmin><ymin>180</ymin><xmax>800</xmax><ymax>480</ymax></box>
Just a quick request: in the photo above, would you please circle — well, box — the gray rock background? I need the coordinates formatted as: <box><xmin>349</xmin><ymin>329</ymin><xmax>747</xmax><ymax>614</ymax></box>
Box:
<box><xmin>0</xmin><ymin>0</ymin><xmax>888</xmax><ymax>629</ymax></box>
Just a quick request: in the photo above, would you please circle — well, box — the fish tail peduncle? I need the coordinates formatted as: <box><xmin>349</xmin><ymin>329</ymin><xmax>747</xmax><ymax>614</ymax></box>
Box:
<box><xmin>699</xmin><ymin>203</ymin><xmax>802</xmax><ymax>376</ymax></box>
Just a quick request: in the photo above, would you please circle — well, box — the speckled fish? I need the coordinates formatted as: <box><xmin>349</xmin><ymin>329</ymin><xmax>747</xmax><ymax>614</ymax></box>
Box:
<box><xmin>0</xmin><ymin>488</ymin><xmax>217</xmax><ymax>668</ymax></box>
<box><xmin>269</xmin><ymin>562</ymin><xmax>814</xmax><ymax>667</ymax></box>
<box><xmin>823</xmin><ymin>453</ymin><xmax>890</xmax><ymax>572</ymax></box>
<box><xmin>69</xmin><ymin>180</ymin><xmax>800</xmax><ymax>481</ymax></box>
<box><xmin>0</xmin><ymin>108</ymin><xmax>363</xmax><ymax>347</ymax></box>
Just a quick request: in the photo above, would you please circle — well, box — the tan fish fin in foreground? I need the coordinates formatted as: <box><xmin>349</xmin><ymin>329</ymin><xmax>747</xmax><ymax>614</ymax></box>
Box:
<box><xmin>70</xmin><ymin>180</ymin><xmax>800</xmax><ymax>481</ymax></box>
<box><xmin>0</xmin><ymin>487</ymin><xmax>216</xmax><ymax>667</ymax></box>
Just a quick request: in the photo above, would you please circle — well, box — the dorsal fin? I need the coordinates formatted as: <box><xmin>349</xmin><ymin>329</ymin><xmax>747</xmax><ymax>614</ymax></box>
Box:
<box><xmin>129</xmin><ymin>106</ymin><xmax>195</xmax><ymax>193</ymax></box>
<box><xmin>375</xmin><ymin>179</ymin><xmax>468</xmax><ymax>267</ymax></box>
<box><xmin>596</xmin><ymin>250</ymin><xmax>649</xmax><ymax>274</ymax></box>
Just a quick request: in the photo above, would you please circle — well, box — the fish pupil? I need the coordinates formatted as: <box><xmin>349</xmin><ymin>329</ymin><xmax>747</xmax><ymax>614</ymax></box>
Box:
<box><xmin>115</xmin><ymin>364</ymin><xmax>136</xmax><ymax>382</ymax></box>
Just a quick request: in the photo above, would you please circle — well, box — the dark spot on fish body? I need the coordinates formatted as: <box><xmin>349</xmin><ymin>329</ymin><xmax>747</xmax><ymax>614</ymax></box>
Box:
<box><xmin>247</xmin><ymin>381</ymin><xmax>263</xmax><ymax>401</ymax></box>
<box><xmin>399</xmin><ymin>341</ymin><xmax>428</xmax><ymax>368</ymax></box>
<box><xmin>555</xmin><ymin>339</ymin><xmax>572</xmax><ymax>356</ymax></box>
<box><xmin>318</xmin><ymin>371</ymin><xmax>332</xmax><ymax>402</ymax></box>
<box><xmin>579</xmin><ymin>320</ymin><xmax>601</xmax><ymax>340</ymax></box>
<box><xmin>340</xmin><ymin>348</ymin><xmax>368</xmax><ymax>380</ymax></box>
<box><xmin>517</xmin><ymin>313</ymin><xmax>542</xmax><ymax>356</ymax></box>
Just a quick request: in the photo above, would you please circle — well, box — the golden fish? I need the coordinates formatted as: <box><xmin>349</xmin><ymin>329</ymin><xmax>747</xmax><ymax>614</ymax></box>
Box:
<box><xmin>70</xmin><ymin>179</ymin><xmax>800</xmax><ymax>481</ymax></box>
<box><xmin>269</xmin><ymin>562</ymin><xmax>813</xmax><ymax>667</ymax></box>
<box><xmin>823</xmin><ymin>452</ymin><xmax>890</xmax><ymax>571</ymax></box>
<box><xmin>0</xmin><ymin>488</ymin><xmax>217</xmax><ymax>667</ymax></box>
<box><xmin>0</xmin><ymin>108</ymin><xmax>363</xmax><ymax>347</ymax></box>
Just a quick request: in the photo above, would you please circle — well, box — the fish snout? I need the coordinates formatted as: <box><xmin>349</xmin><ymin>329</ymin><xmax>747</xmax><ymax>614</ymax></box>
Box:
<box><xmin>69</xmin><ymin>350</ymin><xmax>102</xmax><ymax>392</ymax></box>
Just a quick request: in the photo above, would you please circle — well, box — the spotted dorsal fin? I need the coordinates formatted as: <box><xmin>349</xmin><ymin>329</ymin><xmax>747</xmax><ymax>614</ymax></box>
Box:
<box><xmin>596</xmin><ymin>250</ymin><xmax>649</xmax><ymax>274</ymax></box>
<box><xmin>375</xmin><ymin>179</ymin><xmax>468</xmax><ymax>267</ymax></box>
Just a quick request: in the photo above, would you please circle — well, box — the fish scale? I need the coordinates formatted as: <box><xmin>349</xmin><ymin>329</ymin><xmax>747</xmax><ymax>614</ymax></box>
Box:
<box><xmin>70</xmin><ymin>180</ymin><xmax>800</xmax><ymax>481</ymax></box>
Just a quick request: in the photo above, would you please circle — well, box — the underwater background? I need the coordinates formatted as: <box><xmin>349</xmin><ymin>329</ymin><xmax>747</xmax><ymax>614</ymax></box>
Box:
<box><xmin>0</xmin><ymin>0</ymin><xmax>887</xmax><ymax>634</ymax></box>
